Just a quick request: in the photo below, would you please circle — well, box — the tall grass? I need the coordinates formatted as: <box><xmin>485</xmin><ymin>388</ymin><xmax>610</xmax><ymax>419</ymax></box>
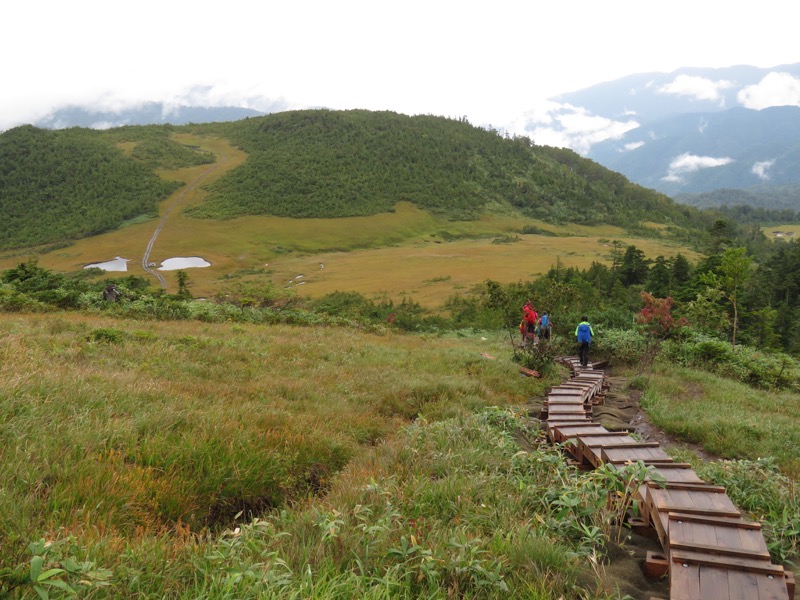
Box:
<box><xmin>0</xmin><ymin>313</ymin><xmax>555</xmax><ymax>593</ymax></box>
<box><xmin>641</xmin><ymin>363</ymin><xmax>800</xmax><ymax>478</ymax></box>
<box><xmin>0</xmin><ymin>312</ymin><xmax>652</xmax><ymax>598</ymax></box>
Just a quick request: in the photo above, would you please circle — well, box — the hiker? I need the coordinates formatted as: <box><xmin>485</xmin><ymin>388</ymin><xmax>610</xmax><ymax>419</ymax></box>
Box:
<box><xmin>538</xmin><ymin>311</ymin><xmax>553</xmax><ymax>341</ymax></box>
<box><xmin>103</xmin><ymin>284</ymin><xmax>121</xmax><ymax>302</ymax></box>
<box><xmin>521</xmin><ymin>301</ymin><xmax>539</xmax><ymax>346</ymax></box>
<box><xmin>575</xmin><ymin>316</ymin><xmax>594</xmax><ymax>367</ymax></box>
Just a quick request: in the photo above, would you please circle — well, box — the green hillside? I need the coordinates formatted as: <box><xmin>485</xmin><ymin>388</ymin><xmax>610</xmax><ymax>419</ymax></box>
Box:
<box><xmin>194</xmin><ymin>110</ymin><xmax>703</xmax><ymax>230</ymax></box>
<box><xmin>0</xmin><ymin>110</ymin><xmax>714</xmax><ymax>252</ymax></box>
<box><xmin>0</xmin><ymin>126</ymin><xmax>194</xmax><ymax>250</ymax></box>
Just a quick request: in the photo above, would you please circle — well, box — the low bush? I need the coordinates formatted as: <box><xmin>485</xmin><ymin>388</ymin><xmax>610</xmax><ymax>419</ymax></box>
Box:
<box><xmin>661</xmin><ymin>333</ymin><xmax>800</xmax><ymax>392</ymax></box>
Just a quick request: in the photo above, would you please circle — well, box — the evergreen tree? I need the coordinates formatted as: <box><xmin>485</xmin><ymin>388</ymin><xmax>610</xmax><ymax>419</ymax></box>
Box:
<box><xmin>646</xmin><ymin>256</ymin><xmax>672</xmax><ymax>297</ymax></box>
<box><xmin>619</xmin><ymin>245</ymin><xmax>649</xmax><ymax>287</ymax></box>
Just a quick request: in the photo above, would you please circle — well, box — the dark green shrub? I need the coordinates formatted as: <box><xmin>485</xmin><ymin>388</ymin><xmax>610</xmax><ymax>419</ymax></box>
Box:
<box><xmin>88</xmin><ymin>328</ymin><xmax>125</xmax><ymax>344</ymax></box>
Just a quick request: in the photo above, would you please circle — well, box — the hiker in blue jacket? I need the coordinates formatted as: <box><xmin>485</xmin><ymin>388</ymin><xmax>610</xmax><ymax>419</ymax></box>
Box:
<box><xmin>538</xmin><ymin>311</ymin><xmax>553</xmax><ymax>341</ymax></box>
<box><xmin>575</xmin><ymin>316</ymin><xmax>594</xmax><ymax>367</ymax></box>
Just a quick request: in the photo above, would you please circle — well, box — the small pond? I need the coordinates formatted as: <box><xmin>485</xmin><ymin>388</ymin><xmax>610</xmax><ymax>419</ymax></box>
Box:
<box><xmin>84</xmin><ymin>257</ymin><xmax>130</xmax><ymax>272</ymax></box>
<box><xmin>158</xmin><ymin>257</ymin><xmax>211</xmax><ymax>270</ymax></box>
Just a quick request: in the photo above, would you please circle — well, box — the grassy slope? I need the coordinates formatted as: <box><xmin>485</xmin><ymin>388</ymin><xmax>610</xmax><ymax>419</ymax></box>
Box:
<box><xmin>6</xmin><ymin>312</ymin><xmax>651</xmax><ymax>599</ymax></box>
<box><xmin>640</xmin><ymin>362</ymin><xmax>800</xmax><ymax>478</ymax></box>
<box><xmin>4</xmin><ymin>313</ymin><xmax>797</xmax><ymax>597</ymax></box>
<box><xmin>0</xmin><ymin>314</ymin><xmax>533</xmax><ymax>546</ymax></box>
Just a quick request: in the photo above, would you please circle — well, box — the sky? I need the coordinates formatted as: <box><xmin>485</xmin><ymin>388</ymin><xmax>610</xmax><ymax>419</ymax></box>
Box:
<box><xmin>3</xmin><ymin>0</ymin><xmax>799</xmax><ymax>141</ymax></box>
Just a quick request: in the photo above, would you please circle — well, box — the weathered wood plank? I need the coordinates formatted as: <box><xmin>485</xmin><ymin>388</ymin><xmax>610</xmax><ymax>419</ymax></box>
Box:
<box><xmin>670</xmin><ymin>550</ymin><xmax>783</xmax><ymax>575</ymax></box>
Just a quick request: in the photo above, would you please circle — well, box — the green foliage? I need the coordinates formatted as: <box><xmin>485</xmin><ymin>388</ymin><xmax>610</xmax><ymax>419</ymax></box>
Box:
<box><xmin>0</xmin><ymin>125</ymin><xmax>180</xmax><ymax>249</ymax></box>
<box><xmin>0</xmin><ymin>537</ymin><xmax>112</xmax><ymax>598</ymax></box>
<box><xmin>88</xmin><ymin>327</ymin><xmax>126</xmax><ymax>344</ymax></box>
<box><xmin>589</xmin><ymin>328</ymin><xmax>647</xmax><ymax>366</ymax></box>
<box><xmin>661</xmin><ymin>332</ymin><xmax>800</xmax><ymax>391</ymax></box>
<box><xmin>128</xmin><ymin>137</ymin><xmax>215</xmax><ymax>170</ymax></box>
<box><xmin>513</xmin><ymin>340</ymin><xmax>559</xmax><ymax>375</ymax></box>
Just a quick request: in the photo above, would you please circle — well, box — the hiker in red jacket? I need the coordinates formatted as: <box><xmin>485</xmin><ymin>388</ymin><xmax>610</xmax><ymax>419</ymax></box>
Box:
<box><xmin>521</xmin><ymin>301</ymin><xmax>539</xmax><ymax>347</ymax></box>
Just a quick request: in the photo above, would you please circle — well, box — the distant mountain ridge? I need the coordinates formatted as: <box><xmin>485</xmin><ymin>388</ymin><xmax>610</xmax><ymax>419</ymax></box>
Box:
<box><xmin>26</xmin><ymin>63</ymin><xmax>800</xmax><ymax>210</ymax></box>
<box><xmin>540</xmin><ymin>63</ymin><xmax>800</xmax><ymax>205</ymax></box>
<box><xmin>588</xmin><ymin>105</ymin><xmax>800</xmax><ymax>195</ymax></box>
<box><xmin>554</xmin><ymin>63</ymin><xmax>800</xmax><ymax>123</ymax></box>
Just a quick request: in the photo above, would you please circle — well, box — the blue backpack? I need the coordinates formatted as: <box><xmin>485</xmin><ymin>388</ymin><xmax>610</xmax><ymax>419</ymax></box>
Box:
<box><xmin>577</xmin><ymin>323</ymin><xmax>591</xmax><ymax>343</ymax></box>
<box><xmin>540</xmin><ymin>314</ymin><xmax>549</xmax><ymax>328</ymax></box>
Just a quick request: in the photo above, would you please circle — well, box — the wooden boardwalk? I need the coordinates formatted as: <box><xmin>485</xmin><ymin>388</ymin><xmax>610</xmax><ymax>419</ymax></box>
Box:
<box><xmin>544</xmin><ymin>357</ymin><xmax>794</xmax><ymax>600</ymax></box>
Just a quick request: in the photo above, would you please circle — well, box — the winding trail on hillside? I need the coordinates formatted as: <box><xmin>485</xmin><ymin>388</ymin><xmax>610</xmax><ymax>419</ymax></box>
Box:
<box><xmin>141</xmin><ymin>146</ymin><xmax>234</xmax><ymax>289</ymax></box>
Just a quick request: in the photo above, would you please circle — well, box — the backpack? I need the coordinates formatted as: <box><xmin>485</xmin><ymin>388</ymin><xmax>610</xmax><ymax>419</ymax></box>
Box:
<box><xmin>540</xmin><ymin>314</ymin><xmax>549</xmax><ymax>328</ymax></box>
<box><xmin>577</xmin><ymin>323</ymin><xmax>591</xmax><ymax>343</ymax></box>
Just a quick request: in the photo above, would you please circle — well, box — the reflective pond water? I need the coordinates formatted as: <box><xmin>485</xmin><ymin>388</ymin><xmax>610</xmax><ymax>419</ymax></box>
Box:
<box><xmin>84</xmin><ymin>257</ymin><xmax>130</xmax><ymax>271</ymax></box>
<box><xmin>158</xmin><ymin>257</ymin><xmax>211</xmax><ymax>270</ymax></box>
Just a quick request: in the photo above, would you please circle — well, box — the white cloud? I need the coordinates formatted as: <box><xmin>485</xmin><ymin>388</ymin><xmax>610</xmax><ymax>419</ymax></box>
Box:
<box><xmin>2</xmin><ymin>1</ymin><xmax>799</xmax><ymax>134</ymax></box>
<box><xmin>657</xmin><ymin>75</ymin><xmax>735</xmax><ymax>105</ymax></box>
<box><xmin>623</xmin><ymin>141</ymin><xmax>645</xmax><ymax>151</ymax></box>
<box><xmin>752</xmin><ymin>160</ymin><xmax>775</xmax><ymax>180</ymax></box>
<box><xmin>738</xmin><ymin>72</ymin><xmax>800</xmax><ymax>108</ymax></box>
<box><xmin>509</xmin><ymin>102</ymin><xmax>639</xmax><ymax>154</ymax></box>
<box><xmin>663</xmin><ymin>153</ymin><xmax>734</xmax><ymax>182</ymax></box>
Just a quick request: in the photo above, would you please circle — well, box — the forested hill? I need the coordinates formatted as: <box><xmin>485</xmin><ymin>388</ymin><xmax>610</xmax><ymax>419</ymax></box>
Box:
<box><xmin>1</xmin><ymin>110</ymin><xmax>711</xmax><ymax>251</ymax></box>
<box><xmin>0</xmin><ymin>125</ymin><xmax>209</xmax><ymax>250</ymax></box>
<box><xmin>194</xmin><ymin>110</ymin><xmax>700</xmax><ymax>229</ymax></box>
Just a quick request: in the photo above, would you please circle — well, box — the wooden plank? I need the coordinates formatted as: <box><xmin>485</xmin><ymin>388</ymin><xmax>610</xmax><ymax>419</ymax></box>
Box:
<box><xmin>647</xmin><ymin>488</ymin><xmax>741</xmax><ymax>516</ymax></box>
<box><xmin>647</xmin><ymin>481</ymin><xmax>727</xmax><ymax>493</ymax></box>
<box><xmin>671</xmin><ymin>550</ymin><xmax>784</xmax><ymax>575</ymax></box>
<box><xmin>646</xmin><ymin>465</ymin><xmax>705</xmax><ymax>484</ymax></box>
<box><xmin>597</xmin><ymin>441</ymin><xmax>662</xmax><ymax>450</ymax></box>
<box><xmin>550</xmin><ymin>425</ymin><xmax>609</xmax><ymax>443</ymax></box>
<box><xmin>550</xmin><ymin>423</ymin><xmax>606</xmax><ymax>431</ymax></box>
<box><xmin>728</xmin><ymin>568</ymin><xmax>786</xmax><ymax>600</ymax></box>
<box><xmin>548</xmin><ymin>423</ymin><xmax>601</xmax><ymax>435</ymax></box>
<box><xmin>670</xmin><ymin>540</ymin><xmax>771</xmax><ymax>560</ymax></box>
<box><xmin>655</xmin><ymin>505</ymin><xmax>742</xmax><ymax>518</ymax></box>
<box><xmin>573</xmin><ymin>431</ymin><xmax>630</xmax><ymax>439</ymax></box>
<box><xmin>519</xmin><ymin>366</ymin><xmax>541</xmax><ymax>377</ymax></box>
<box><xmin>546</xmin><ymin>403</ymin><xmax>589</xmax><ymax>410</ymax></box>
<box><xmin>668</xmin><ymin>512</ymin><xmax>762</xmax><ymax>530</ymax></box>
<box><xmin>546</xmin><ymin>410</ymin><xmax>590</xmax><ymax>417</ymax></box>
<box><xmin>675</xmin><ymin>517</ymin><xmax>771</xmax><ymax>557</ymax></box>
<box><xmin>698</xmin><ymin>566</ymin><xmax>729</xmax><ymax>600</ymax></box>
<box><xmin>669</xmin><ymin>563</ymin><xmax>701</xmax><ymax>599</ymax></box>
<box><xmin>602</xmin><ymin>446</ymin><xmax>673</xmax><ymax>463</ymax></box>
<box><xmin>754</xmin><ymin>569</ymin><xmax>792</xmax><ymax>600</ymax></box>
<box><xmin>545</xmin><ymin>397</ymin><xmax>588</xmax><ymax>403</ymax></box>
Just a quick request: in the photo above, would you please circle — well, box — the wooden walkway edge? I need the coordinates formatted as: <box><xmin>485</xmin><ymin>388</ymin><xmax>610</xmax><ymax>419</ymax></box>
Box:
<box><xmin>545</xmin><ymin>357</ymin><xmax>794</xmax><ymax>600</ymax></box>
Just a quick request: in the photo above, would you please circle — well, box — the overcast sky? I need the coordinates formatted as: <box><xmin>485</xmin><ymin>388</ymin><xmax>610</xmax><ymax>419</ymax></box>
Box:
<box><xmin>3</xmin><ymin>0</ymin><xmax>799</xmax><ymax>136</ymax></box>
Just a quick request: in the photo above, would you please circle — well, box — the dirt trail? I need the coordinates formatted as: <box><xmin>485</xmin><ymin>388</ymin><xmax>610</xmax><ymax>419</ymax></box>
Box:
<box><xmin>597</xmin><ymin>375</ymin><xmax>717</xmax><ymax>462</ymax></box>
<box><xmin>142</xmin><ymin>142</ymin><xmax>235</xmax><ymax>289</ymax></box>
